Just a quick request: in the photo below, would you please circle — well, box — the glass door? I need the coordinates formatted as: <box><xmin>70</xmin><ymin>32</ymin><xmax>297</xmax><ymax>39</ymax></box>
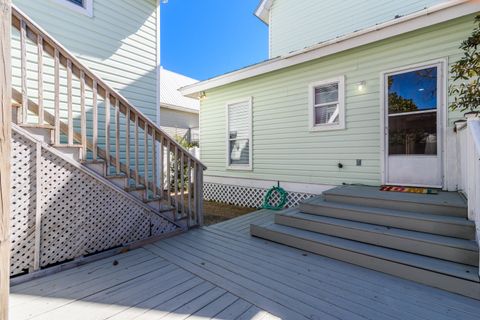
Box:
<box><xmin>385</xmin><ymin>64</ymin><xmax>443</xmax><ymax>187</ymax></box>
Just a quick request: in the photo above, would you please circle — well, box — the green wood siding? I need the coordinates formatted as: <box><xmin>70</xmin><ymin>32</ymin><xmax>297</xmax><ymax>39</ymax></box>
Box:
<box><xmin>269</xmin><ymin>0</ymin><xmax>446</xmax><ymax>57</ymax></box>
<box><xmin>200</xmin><ymin>15</ymin><xmax>473</xmax><ymax>186</ymax></box>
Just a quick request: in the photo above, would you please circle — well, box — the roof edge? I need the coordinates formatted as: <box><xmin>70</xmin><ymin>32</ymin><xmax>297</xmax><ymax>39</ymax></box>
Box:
<box><xmin>182</xmin><ymin>0</ymin><xmax>477</xmax><ymax>98</ymax></box>
<box><xmin>255</xmin><ymin>0</ymin><xmax>273</xmax><ymax>24</ymax></box>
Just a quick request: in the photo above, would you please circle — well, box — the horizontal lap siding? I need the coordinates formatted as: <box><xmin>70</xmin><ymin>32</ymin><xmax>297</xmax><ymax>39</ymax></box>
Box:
<box><xmin>269</xmin><ymin>0</ymin><xmax>446</xmax><ymax>57</ymax></box>
<box><xmin>200</xmin><ymin>16</ymin><xmax>472</xmax><ymax>186</ymax></box>
<box><xmin>12</xmin><ymin>0</ymin><xmax>157</xmax><ymax>172</ymax></box>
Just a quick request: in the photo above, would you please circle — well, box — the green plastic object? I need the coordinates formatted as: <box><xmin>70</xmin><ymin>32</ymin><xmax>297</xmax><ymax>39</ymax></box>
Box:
<box><xmin>262</xmin><ymin>186</ymin><xmax>287</xmax><ymax>210</ymax></box>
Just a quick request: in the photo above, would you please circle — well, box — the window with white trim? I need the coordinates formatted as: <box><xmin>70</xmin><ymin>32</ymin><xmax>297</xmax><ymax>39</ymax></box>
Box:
<box><xmin>54</xmin><ymin>0</ymin><xmax>93</xmax><ymax>17</ymax></box>
<box><xmin>309</xmin><ymin>76</ymin><xmax>345</xmax><ymax>131</ymax></box>
<box><xmin>226</xmin><ymin>98</ymin><xmax>252</xmax><ymax>170</ymax></box>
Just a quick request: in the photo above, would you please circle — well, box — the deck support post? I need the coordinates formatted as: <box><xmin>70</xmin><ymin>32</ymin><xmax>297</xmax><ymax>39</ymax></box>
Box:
<box><xmin>0</xmin><ymin>0</ymin><xmax>12</xmax><ymax>319</ymax></box>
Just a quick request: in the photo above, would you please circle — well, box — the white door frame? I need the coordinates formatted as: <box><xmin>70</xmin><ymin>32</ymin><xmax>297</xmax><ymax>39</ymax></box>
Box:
<box><xmin>379</xmin><ymin>58</ymin><xmax>448</xmax><ymax>188</ymax></box>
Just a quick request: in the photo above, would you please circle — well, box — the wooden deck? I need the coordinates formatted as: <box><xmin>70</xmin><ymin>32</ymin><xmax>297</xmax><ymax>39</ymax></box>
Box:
<box><xmin>10</xmin><ymin>209</ymin><xmax>480</xmax><ymax>320</ymax></box>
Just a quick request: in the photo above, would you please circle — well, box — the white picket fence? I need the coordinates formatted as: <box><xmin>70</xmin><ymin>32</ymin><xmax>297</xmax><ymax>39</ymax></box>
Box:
<box><xmin>456</xmin><ymin>115</ymin><xmax>480</xmax><ymax>273</ymax></box>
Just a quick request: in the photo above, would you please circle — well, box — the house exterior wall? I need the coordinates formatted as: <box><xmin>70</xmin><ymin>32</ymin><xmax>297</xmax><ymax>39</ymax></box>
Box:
<box><xmin>200</xmin><ymin>15</ymin><xmax>473</xmax><ymax>193</ymax></box>
<box><xmin>269</xmin><ymin>0</ymin><xmax>446</xmax><ymax>57</ymax></box>
<box><xmin>13</xmin><ymin>0</ymin><xmax>159</xmax><ymax>122</ymax></box>
<box><xmin>11</xmin><ymin>0</ymin><xmax>159</xmax><ymax>173</ymax></box>
<box><xmin>160</xmin><ymin>107</ymin><xmax>199</xmax><ymax>139</ymax></box>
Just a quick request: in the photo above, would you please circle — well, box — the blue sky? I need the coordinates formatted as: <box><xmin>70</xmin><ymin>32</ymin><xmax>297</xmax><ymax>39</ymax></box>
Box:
<box><xmin>161</xmin><ymin>0</ymin><xmax>268</xmax><ymax>81</ymax></box>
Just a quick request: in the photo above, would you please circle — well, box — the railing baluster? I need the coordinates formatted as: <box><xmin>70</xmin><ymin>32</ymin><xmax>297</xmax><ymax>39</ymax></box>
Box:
<box><xmin>134</xmin><ymin>113</ymin><xmax>139</xmax><ymax>186</ymax></box>
<box><xmin>66</xmin><ymin>59</ymin><xmax>73</xmax><ymax>145</ymax></box>
<box><xmin>80</xmin><ymin>71</ymin><xmax>86</xmax><ymax>160</ymax></box>
<box><xmin>193</xmin><ymin>162</ymin><xmax>197</xmax><ymax>225</ymax></box>
<box><xmin>125</xmin><ymin>109</ymin><xmax>130</xmax><ymax>180</ymax></box>
<box><xmin>105</xmin><ymin>91</ymin><xmax>110</xmax><ymax>171</ymax></box>
<box><xmin>20</xmin><ymin>19</ymin><xmax>27</xmax><ymax>123</ymax></box>
<box><xmin>187</xmin><ymin>157</ymin><xmax>192</xmax><ymax>225</ymax></box>
<box><xmin>180</xmin><ymin>153</ymin><xmax>185</xmax><ymax>217</ymax></box>
<box><xmin>54</xmin><ymin>49</ymin><xmax>60</xmax><ymax>144</ymax></box>
<box><xmin>174</xmin><ymin>146</ymin><xmax>179</xmax><ymax>216</ymax></box>
<box><xmin>159</xmin><ymin>133</ymin><xmax>164</xmax><ymax>199</ymax></box>
<box><xmin>167</xmin><ymin>141</ymin><xmax>171</xmax><ymax>204</ymax></box>
<box><xmin>152</xmin><ymin>129</ymin><xmax>157</xmax><ymax>197</ymax></box>
<box><xmin>115</xmin><ymin>98</ymin><xmax>120</xmax><ymax>175</ymax></box>
<box><xmin>144</xmin><ymin>122</ymin><xmax>149</xmax><ymax>199</ymax></box>
<box><xmin>37</xmin><ymin>35</ymin><xmax>44</xmax><ymax>125</ymax></box>
<box><xmin>197</xmin><ymin>167</ymin><xmax>204</xmax><ymax>226</ymax></box>
<box><xmin>92</xmin><ymin>80</ymin><xmax>98</xmax><ymax>160</ymax></box>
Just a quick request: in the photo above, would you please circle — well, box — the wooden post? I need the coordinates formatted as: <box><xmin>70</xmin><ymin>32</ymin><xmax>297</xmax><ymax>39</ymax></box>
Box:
<box><xmin>0</xmin><ymin>0</ymin><xmax>12</xmax><ymax>318</ymax></box>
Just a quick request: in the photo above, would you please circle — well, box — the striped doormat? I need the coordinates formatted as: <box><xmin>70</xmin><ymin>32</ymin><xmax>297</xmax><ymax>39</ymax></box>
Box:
<box><xmin>380</xmin><ymin>185</ymin><xmax>438</xmax><ymax>194</ymax></box>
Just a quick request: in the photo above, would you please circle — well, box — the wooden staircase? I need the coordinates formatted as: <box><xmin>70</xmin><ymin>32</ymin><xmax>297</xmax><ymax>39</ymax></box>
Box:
<box><xmin>251</xmin><ymin>185</ymin><xmax>480</xmax><ymax>300</ymax></box>
<box><xmin>10</xmin><ymin>6</ymin><xmax>205</xmax><ymax>228</ymax></box>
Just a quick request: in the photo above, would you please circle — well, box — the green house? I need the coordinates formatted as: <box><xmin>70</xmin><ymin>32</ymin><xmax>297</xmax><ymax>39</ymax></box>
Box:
<box><xmin>182</xmin><ymin>0</ymin><xmax>480</xmax><ymax>207</ymax></box>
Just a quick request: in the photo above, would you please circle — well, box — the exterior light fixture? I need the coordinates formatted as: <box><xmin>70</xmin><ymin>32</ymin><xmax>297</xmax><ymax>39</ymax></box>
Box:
<box><xmin>199</xmin><ymin>91</ymin><xmax>207</xmax><ymax>100</ymax></box>
<box><xmin>357</xmin><ymin>81</ymin><xmax>366</xmax><ymax>91</ymax></box>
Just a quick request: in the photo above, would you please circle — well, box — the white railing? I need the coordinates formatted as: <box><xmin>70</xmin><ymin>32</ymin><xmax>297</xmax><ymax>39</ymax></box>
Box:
<box><xmin>456</xmin><ymin>114</ymin><xmax>480</xmax><ymax>272</ymax></box>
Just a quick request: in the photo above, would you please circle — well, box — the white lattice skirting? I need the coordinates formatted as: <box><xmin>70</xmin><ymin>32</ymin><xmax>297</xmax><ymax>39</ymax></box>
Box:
<box><xmin>10</xmin><ymin>128</ymin><xmax>180</xmax><ymax>277</ymax></box>
<box><xmin>204</xmin><ymin>182</ymin><xmax>317</xmax><ymax>209</ymax></box>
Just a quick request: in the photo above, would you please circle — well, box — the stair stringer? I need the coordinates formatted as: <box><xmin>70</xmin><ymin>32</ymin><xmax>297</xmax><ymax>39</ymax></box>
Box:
<box><xmin>10</xmin><ymin>124</ymin><xmax>182</xmax><ymax>277</ymax></box>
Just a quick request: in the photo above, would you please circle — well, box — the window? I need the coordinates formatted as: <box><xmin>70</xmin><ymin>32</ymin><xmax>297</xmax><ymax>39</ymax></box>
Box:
<box><xmin>67</xmin><ymin>0</ymin><xmax>84</xmax><ymax>6</ymax></box>
<box><xmin>386</xmin><ymin>66</ymin><xmax>439</xmax><ymax>155</ymax></box>
<box><xmin>226</xmin><ymin>98</ymin><xmax>252</xmax><ymax>170</ymax></box>
<box><xmin>54</xmin><ymin>0</ymin><xmax>93</xmax><ymax>17</ymax></box>
<box><xmin>308</xmin><ymin>76</ymin><xmax>345</xmax><ymax>131</ymax></box>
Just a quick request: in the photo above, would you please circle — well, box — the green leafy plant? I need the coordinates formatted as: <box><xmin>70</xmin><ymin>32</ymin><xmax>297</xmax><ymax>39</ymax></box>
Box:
<box><xmin>449</xmin><ymin>15</ymin><xmax>480</xmax><ymax>112</ymax></box>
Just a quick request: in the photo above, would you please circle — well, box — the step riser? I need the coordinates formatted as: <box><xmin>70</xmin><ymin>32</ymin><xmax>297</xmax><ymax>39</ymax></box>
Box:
<box><xmin>275</xmin><ymin>214</ymin><xmax>479</xmax><ymax>266</ymax></box>
<box><xmin>54</xmin><ymin>147</ymin><xmax>82</xmax><ymax>162</ymax></box>
<box><xmin>128</xmin><ymin>190</ymin><xmax>145</xmax><ymax>201</ymax></box>
<box><xmin>251</xmin><ymin>225</ymin><xmax>480</xmax><ymax>300</ymax></box>
<box><xmin>108</xmin><ymin>177</ymin><xmax>127</xmax><ymax>189</ymax></box>
<box><xmin>22</xmin><ymin>127</ymin><xmax>52</xmax><ymax>144</ymax></box>
<box><xmin>84</xmin><ymin>163</ymin><xmax>106</xmax><ymax>176</ymax></box>
<box><xmin>300</xmin><ymin>203</ymin><xmax>475</xmax><ymax>240</ymax></box>
<box><xmin>324</xmin><ymin>194</ymin><xmax>467</xmax><ymax>217</ymax></box>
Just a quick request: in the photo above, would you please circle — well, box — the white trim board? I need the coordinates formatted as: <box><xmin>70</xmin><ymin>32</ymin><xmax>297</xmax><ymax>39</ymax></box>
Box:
<box><xmin>52</xmin><ymin>0</ymin><xmax>93</xmax><ymax>17</ymax></box>
<box><xmin>204</xmin><ymin>175</ymin><xmax>335</xmax><ymax>194</ymax></box>
<box><xmin>181</xmin><ymin>0</ymin><xmax>477</xmax><ymax>98</ymax></box>
<box><xmin>255</xmin><ymin>0</ymin><xmax>273</xmax><ymax>24</ymax></box>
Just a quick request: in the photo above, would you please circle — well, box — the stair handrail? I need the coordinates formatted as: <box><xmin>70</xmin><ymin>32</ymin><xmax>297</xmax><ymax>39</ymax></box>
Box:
<box><xmin>11</xmin><ymin>5</ymin><xmax>205</xmax><ymax>227</ymax></box>
<box><xmin>11</xmin><ymin>5</ymin><xmax>206</xmax><ymax>170</ymax></box>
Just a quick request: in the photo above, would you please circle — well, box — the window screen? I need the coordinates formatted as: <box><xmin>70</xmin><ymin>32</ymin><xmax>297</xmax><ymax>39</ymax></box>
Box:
<box><xmin>227</xmin><ymin>100</ymin><xmax>251</xmax><ymax>167</ymax></box>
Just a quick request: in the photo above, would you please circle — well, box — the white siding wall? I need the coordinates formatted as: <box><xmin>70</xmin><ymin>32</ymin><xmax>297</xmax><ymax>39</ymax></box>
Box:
<box><xmin>11</xmin><ymin>0</ymin><xmax>158</xmax><ymax>173</ymax></box>
<box><xmin>269</xmin><ymin>0</ymin><xmax>447</xmax><ymax>57</ymax></box>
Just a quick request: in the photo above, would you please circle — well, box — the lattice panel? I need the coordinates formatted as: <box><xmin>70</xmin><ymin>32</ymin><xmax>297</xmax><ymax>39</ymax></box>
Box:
<box><xmin>10</xmin><ymin>131</ymin><xmax>37</xmax><ymax>275</ymax></box>
<box><xmin>204</xmin><ymin>183</ymin><xmax>316</xmax><ymax>208</ymax></box>
<box><xmin>9</xmin><ymin>128</ymin><xmax>180</xmax><ymax>276</ymax></box>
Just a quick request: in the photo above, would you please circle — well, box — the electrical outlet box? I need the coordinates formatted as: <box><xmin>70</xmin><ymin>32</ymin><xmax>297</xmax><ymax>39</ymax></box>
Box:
<box><xmin>356</xmin><ymin>159</ymin><xmax>362</xmax><ymax>166</ymax></box>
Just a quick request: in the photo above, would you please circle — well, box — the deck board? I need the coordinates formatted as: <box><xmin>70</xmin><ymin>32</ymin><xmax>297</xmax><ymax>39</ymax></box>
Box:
<box><xmin>10</xmin><ymin>210</ymin><xmax>480</xmax><ymax>320</ymax></box>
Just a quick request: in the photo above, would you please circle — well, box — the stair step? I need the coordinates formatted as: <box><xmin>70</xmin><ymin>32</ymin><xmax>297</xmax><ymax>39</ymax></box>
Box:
<box><xmin>125</xmin><ymin>185</ymin><xmax>146</xmax><ymax>192</ymax></box>
<box><xmin>52</xmin><ymin>145</ymin><xmax>83</xmax><ymax>161</ymax></box>
<box><xmin>300</xmin><ymin>197</ymin><xmax>475</xmax><ymax>240</ymax></box>
<box><xmin>105</xmin><ymin>174</ymin><xmax>127</xmax><ymax>188</ymax></box>
<box><xmin>82</xmin><ymin>160</ymin><xmax>106</xmax><ymax>176</ymax></box>
<box><xmin>323</xmin><ymin>185</ymin><xmax>467</xmax><ymax>217</ymax></box>
<box><xmin>19</xmin><ymin>125</ymin><xmax>53</xmax><ymax>144</ymax></box>
<box><xmin>250</xmin><ymin>223</ymin><xmax>480</xmax><ymax>300</ymax></box>
<box><xmin>276</xmin><ymin>210</ymin><xmax>479</xmax><ymax>266</ymax></box>
<box><xmin>19</xmin><ymin>123</ymin><xmax>55</xmax><ymax>129</ymax></box>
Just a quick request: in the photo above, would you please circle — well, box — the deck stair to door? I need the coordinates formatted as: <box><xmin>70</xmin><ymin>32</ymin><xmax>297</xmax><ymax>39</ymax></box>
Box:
<box><xmin>251</xmin><ymin>185</ymin><xmax>480</xmax><ymax>300</ymax></box>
